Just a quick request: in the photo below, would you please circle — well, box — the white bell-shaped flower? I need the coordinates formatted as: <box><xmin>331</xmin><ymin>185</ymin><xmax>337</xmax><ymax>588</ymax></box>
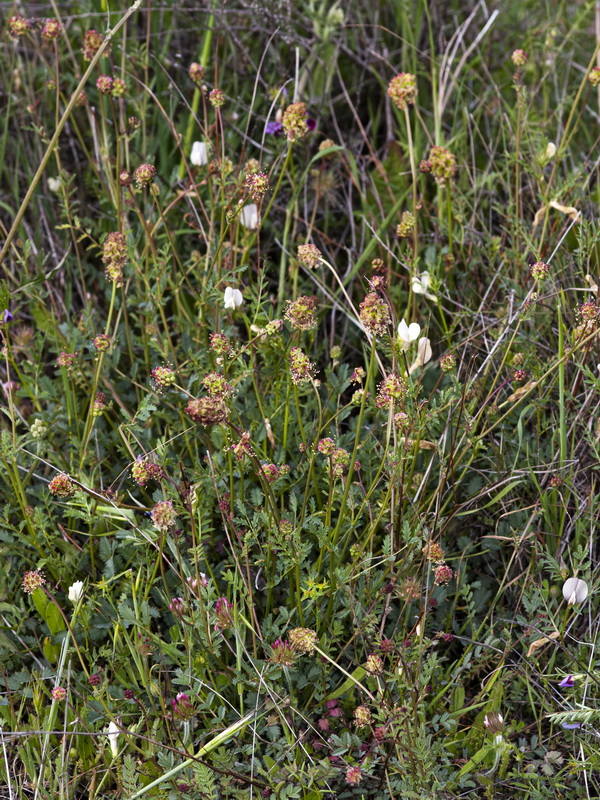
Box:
<box><xmin>190</xmin><ymin>141</ymin><xmax>208</xmax><ymax>166</ymax></box>
<box><xmin>562</xmin><ymin>577</ymin><xmax>588</xmax><ymax>605</ymax></box>
<box><xmin>68</xmin><ymin>581</ymin><xmax>84</xmax><ymax>604</ymax></box>
<box><xmin>223</xmin><ymin>287</ymin><xmax>243</xmax><ymax>310</ymax></box>
<box><xmin>240</xmin><ymin>203</ymin><xmax>259</xmax><ymax>230</ymax></box>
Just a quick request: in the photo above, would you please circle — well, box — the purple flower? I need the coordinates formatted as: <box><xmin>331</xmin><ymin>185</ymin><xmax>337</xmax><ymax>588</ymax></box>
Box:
<box><xmin>2</xmin><ymin>309</ymin><xmax>13</xmax><ymax>323</ymax></box>
<box><xmin>561</xmin><ymin>722</ymin><xmax>581</xmax><ymax>729</ymax></box>
<box><xmin>265</xmin><ymin>120</ymin><xmax>284</xmax><ymax>136</ymax></box>
<box><xmin>558</xmin><ymin>675</ymin><xmax>575</xmax><ymax>688</ymax></box>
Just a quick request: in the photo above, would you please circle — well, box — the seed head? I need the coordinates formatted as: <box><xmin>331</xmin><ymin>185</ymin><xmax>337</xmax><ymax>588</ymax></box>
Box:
<box><xmin>49</xmin><ymin>473</ymin><xmax>76</xmax><ymax>498</ymax></box>
<box><xmin>133</xmin><ymin>163</ymin><xmax>157</xmax><ymax>189</ymax></box>
<box><xmin>282</xmin><ymin>102</ymin><xmax>309</xmax><ymax>141</ymax></box>
<box><xmin>387</xmin><ymin>72</ymin><xmax>417</xmax><ymax>110</ymax></box>
<box><xmin>22</xmin><ymin>570</ymin><xmax>46</xmax><ymax>594</ymax></box>
<box><xmin>297</xmin><ymin>243</ymin><xmax>322</xmax><ymax>269</ymax></box>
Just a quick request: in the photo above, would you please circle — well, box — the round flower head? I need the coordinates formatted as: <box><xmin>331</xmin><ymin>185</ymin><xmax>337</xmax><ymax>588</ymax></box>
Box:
<box><xmin>188</xmin><ymin>62</ymin><xmax>204</xmax><ymax>85</ymax></box>
<box><xmin>589</xmin><ymin>66</ymin><xmax>600</xmax><ymax>87</ymax></box>
<box><xmin>82</xmin><ymin>29</ymin><xmax>109</xmax><ymax>61</ymax></box>
<box><xmin>245</xmin><ymin>171</ymin><xmax>269</xmax><ymax>200</ymax></box>
<box><xmin>22</xmin><ymin>570</ymin><xmax>46</xmax><ymax>594</ymax></box>
<box><xmin>185</xmin><ymin>396</ymin><xmax>229</xmax><ymax>426</ymax></box>
<box><xmin>345</xmin><ymin>766</ymin><xmax>362</xmax><ymax>786</ymax></box>
<box><xmin>152</xmin><ymin>365</ymin><xmax>175</xmax><ymax>387</ymax></box>
<box><xmin>511</xmin><ymin>49</ymin><xmax>528</xmax><ymax>67</ymax></box>
<box><xmin>93</xmin><ymin>333</ymin><xmax>111</xmax><ymax>352</ymax></box>
<box><xmin>429</xmin><ymin>146</ymin><xmax>457</xmax><ymax>186</ymax></box>
<box><xmin>387</xmin><ymin>72</ymin><xmax>417</xmax><ymax>110</ymax></box>
<box><xmin>209</xmin><ymin>88</ymin><xmax>225</xmax><ymax>108</ymax></box>
<box><xmin>96</xmin><ymin>75</ymin><xmax>114</xmax><ymax>95</ymax></box>
<box><xmin>284</xmin><ymin>295</ymin><xmax>318</xmax><ymax>331</ymax></box>
<box><xmin>48</xmin><ymin>473</ymin><xmax>76</xmax><ymax>498</ymax></box>
<box><xmin>111</xmin><ymin>78</ymin><xmax>127</xmax><ymax>98</ymax></box>
<box><xmin>359</xmin><ymin>292</ymin><xmax>391</xmax><ymax>336</ymax></box>
<box><xmin>52</xmin><ymin>686</ymin><xmax>67</xmax><ymax>702</ymax></box>
<box><xmin>41</xmin><ymin>19</ymin><xmax>62</xmax><ymax>41</ymax></box>
<box><xmin>288</xmin><ymin>627</ymin><xmax>318</xmax><ymax>654</ymax></box>
<box><xmin>530</xmin><ymin>261</ymin><xmax>549</xmax><ymax>281</ymax></box>
<box><xmin>297</xmin><ymin>243</ymin><xmax>322</xmax><ymax>269</ymax></box>
<box><xmin>8</xmin><ymin>16</ymin><xmax>31</xmax><ymax>40</ymax></box>
<box><xmin>397</xmin><ymin>210</ymin><xmax>415</xmax><ymax>238</ymax></box>
<box><xmin>151</xmin><ymin>500</ymin><xmax>176</xmax><ymax>530</ymax></box>
<box><xmin>282</xmin><ymin>102</ymin><xmax>309</xmax><ymax>141</ymax></box>
<box><xmin>133</xmin><ymin>163</ymin><xmax>157</xmax><ymax>189</ymax></box>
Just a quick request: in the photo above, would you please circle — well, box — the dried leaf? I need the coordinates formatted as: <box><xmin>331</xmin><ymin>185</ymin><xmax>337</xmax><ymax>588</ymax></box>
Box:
<box><xmin>548</xmin><ymin>200</ymin><xmax>580</xmax><ymax>222</ymax></box>
<box><xmin>505</xmin><ymin>381</ymin><xmax>537</xmax><ymax>403</ymax></box>
<box><xmin>527</xmin><ymin>630</ymin><xmax>559</xmax><ymax>657</ymax></box>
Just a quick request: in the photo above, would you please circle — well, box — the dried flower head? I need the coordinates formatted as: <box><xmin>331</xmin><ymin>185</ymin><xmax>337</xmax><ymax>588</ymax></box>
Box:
<box><xmin>133</xmin><ymin>163</ymin><xmax>157</xmax><ymax>189</ymax></box>
<box><xmin>297</xmin><ymin>243</ymin><xmax>322</xmax><ymax>269</ymax></box>
<box><xmin>22</xmin><ymin>570</ymin><xmax>46</xmax><ymax>594</ymax></box>
<box><xmin>387</xmin><ymin>72</ymin><xmax>417</xmax><ymax>110</ymax></box>
<box><xmin>288</xmin><ymin>627</ymin><xmax>318</xmax><ymax>654</ymax></box>
<box><xmin>284</xmin><ymin>295</ymin><xmax>318</xmax><ymax>331</ymax></box>
<box><xmin>151</xmin><ymin>500</ymin><xmax>176</xmax><ymax>530</ymax></box>
<box><xmin>49</xmin><ymin>473</ymin><xmax>76</xmax><ymax>497</ymax></box>
<box><xmin>282</xmin><ymin>102</ymin><xmax>309</xmax><ymax>141</ymax></box>
<box><xmin>185</xmin><ymin>396</ymin><xmax>229</xmax><ymax>426</ymax></box>
<box><xmin>359</xmin><ymin>292</ymin><xmax>391</xmax><ymax>336</ymax></box>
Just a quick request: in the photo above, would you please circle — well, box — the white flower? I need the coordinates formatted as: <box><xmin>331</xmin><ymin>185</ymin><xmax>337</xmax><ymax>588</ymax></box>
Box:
<box><xmin>67</xmin><ymin>581</ymin><xmax>84</xmax><ymax>604</ymax></box>
<box><xmin>107</xmin><ymin>720</ymin><xmax>120</xmax><ymax>757</ymax></box>
<box><xmin>239</xmin><ymin>203</ymin><xmax>259</xmax><ymax>230</ymax></box>
<box><xmin>190</xmin><ymin>141</ymin><xmax>208</xmax><ymax>166</ymax></box>
<box><xmin>545</xmin><ymin>142</ymin><xmax>556</xmax><ymax>159</ymax></box>
<box><xmin>48</xmin><ymin>177</ymin><xmax>61</xmax><ymax>193</ymax></box>
<box><xmin>411</xmin><ymin>271</ymin><xmax>437</xmax><ymax>302</ymax></box>
<box><xmin>397</xmin><ymin>318</ymin><xmax>421</xmax><ymax>350</ymax></box>
<box><xmin>562</xmin><ymin>577</ymin><xmax>588</xmax><ymax>605</ymax></box>
<box><xmin>223</xmin><ymin>287</ymin><xmax>243</xmax><ymax>310</ymax></box>
<box><xmin>409</xmin><ymin>337</ymin><xmax>432</xmax><ymax>373</ymax></box>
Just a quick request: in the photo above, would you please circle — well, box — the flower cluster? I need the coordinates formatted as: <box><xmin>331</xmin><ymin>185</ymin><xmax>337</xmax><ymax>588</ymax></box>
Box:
<box><xmin>41</xmin><ymin>19</ymin><xmax>62</xmax><ymax>41</ymax></box>
<box><xmin>434</xmin><ymin>563</ymin><xmax>453</xmax><ymax>586</ymax></box>
<box><xmin>589</xmin><ymin>66</ymin><xmax>600</xmax><ymax>87</ymax></box>
<box><xmin>96</xmin><ymin>75</ymin><xmax>113</xmax><ymax>95</ymax></box>
<box><xmin>354</xmin><ymin>705</ymin><xmax>372</xmax><ymax>727</ymax></box>
<box><xmin>49</xmin><ymin>473</ymin><xmax>76</xmax><ymax>497</ymax></box>
<box><xmin>131</xmin><ymin>457</ymin><xmax>163</xmax><ymax>487</ymax></box>
<box><xmin>102</xmin><ymin>232</ymin><xmax>127</xmax><ymax>286</ymax></box>
<box><xmin>185</xmin><ymin>396</ymin><xmax>229</xmax><ymax>426</ymax></box>
<box><xmin>82</xmin><ymin>29</ymin><xmax>109</xmax><ymax>61</ymax></box>
<box><xmin>270</xmin><ymin>638</ymin><xmax>295</xmax><ymax>666</ymax></box>
<box><xmin>365</xmin><ymin>653</ymin><xmax>384</xmax><ymax>675</ymax></box>
<box><xmin>152</xmin><ymin>365</ymin><xmax>176</xmax><ymax>388</ymax></box>
<box><xmin>22</xmin><ymin>570</ymin><xmax>46</xmax><ymax>594</ymax></box>
<box><xmin>210</xmin><ymin>333</ymin><xmax>232</xmax><ymax>356</ymax></box>
<box><xmin>530</xmin><ymin>261</ymin><xmax>549</xmax><ymax>281</ymax></box>
<box><xmin>209</xmin><ymin>88</ymin><xmax>225</xmax><ymax>108</ymax></box>
<box><xmin>171</xmin><ymin>692</ymin><xmax>193</xmax><ymax>720</ymax></box>
<box><xmin>202</xmin><ymin>372</ymin><xmax>233</xmax><ymax>397</ymax></box>
<box><xmin>284</xmin><ymin>295</ymin><xmax>318</xmax><ymax>331</ymax></box>
<box><xmin>92</xmin><ymin>391</ymin><xmax>109</xmax><ymax>417</ymax></box>
<box><xmin>397</xmin><ymin>210</ymin><xmax>415</xmax><ymax>238</ymax></box>
<box><xmin>189</xmin><ymin>62</ymin><xmax>204</xmax><ymax>85</ymax></box>
<box><xmin>387</xmin><ymin>72</ymin><xmax>417</xmax><ymax>110</ymax></box>
<box><xmin>52</xmin><ymin>686</ymin><xmax>67</xmax><ymax>702</ymax></box>
<box><xmin>8</xmin><ymin>16</ymin><xmax>30</xmax><ymax>39</ymax></box>
<box><xmin>288</xmin><ymin>627</ymin><xmax>318</xmax><ymax>654</ymax></box>
<box><xmin>282</xmin><ymin>102</ymin><xmax>309</xmax><ymax>141</ymax></box>
<box><xmin>359</xmin><ymin>292</ymin><xmax>391</xmax><ymax>336</ymax></box>
<box><xmin>93</xmin><ymin>333</ymin><xmax>111</xmax><ymax>352</ymax></box>
<box><xmin>133</xmin><ymin>163</ymin><xmax>157</xmax><ymax>189</ymax></box>
<box><xmin>511</xmin><ymin>49</ymin><xmax>528</xmax><ymax>67</ymax></box>
<box><xmin>231</xmin><ymin>431</ymin><xmax>253</xmax><ymax>461</ymax></box>
<box><xmin>429</xmin><ymin>146</ymin><xmax>457</xmax><ymax>186</ymax></box>
<box><xmin>214</xmin><ymin>597</ymin><xmax>233</xmax><ymax>630</ymax></box>
<box><xmin>56</xmin><ymin>352</ymin><xmax>77</xmax><ymax>369</ymax></box>
<box><xmin>245</xmin><ymin>171</ymin><xmax>269</xmax><ymax>200</ymax></box>
<box><xmin>151</xmin><ymin>500</ymin><xmax>176</xmax><ymax>530</ymax></box>
<box><xmin>297</xmin><ymin>243</ymin><xmax>322</xmax><ymax>269</ymax></box>
<box><xmin>289</xmin><ymin>347</ymin><xmax>316</xmax><ymax>385</ymax></box>
<box><xmin>331</xmin><ymin>448</ymin><xmax>350</xmax><ymax>477</ymax></box>
<box><xmin>375</xmin><ymin>374</ymin><xmax>406</xmax><ymax>409</ymax></box>
<box><xmin>439</xmin><ymin>353</ymin><xmax>456</xmax><ymax>372</ymax></box>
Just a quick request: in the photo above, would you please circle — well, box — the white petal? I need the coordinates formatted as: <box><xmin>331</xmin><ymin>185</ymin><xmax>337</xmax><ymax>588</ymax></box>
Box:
<box><xmin>231</xmin><ymin>289</ymin><xmax>243</xmax><ymax>308</ymax></box>
<box><xmin>107</xmin><ymin>721</ymin><xmax>119</xmax><ymax>757</ymax></box>
<box><xmin>240</xmin><ymin>203</ymin><xmax>259</xmax><ymax>230</ymax></box>
<box><xmin>190</xmin><ymin>141</ymin><xmax>208</xmax><ymax>166</ymax></box>
<box><xmin>397</xmin><ymin>319</ymin><xmax>410</xmax><ymax>341</ymax></box>
<box><xmin>412</xmin><ymin>278</ymin><xmax>424</xmax><ymax>294</ymax></box>
<box><xmin>223</xmin><ymin>287</ymin><xmax>234</xmax><ymax>309</ymax></box>
<box><xmin>417</xmin><ymin>337</ymin><xmax>432</xmax><ymax>364</ymax></box>
<box><xmin>407</xmin><ymin>322</ymin><xmax>421</xmax><ymax>341</ymax></box>
<box><xmin>420</xmin><ymin>271</ymin><xmax>431</xmax><ymax>289</ymax></box>
<box><xmin>68</xmin><ymin>581</ymin><xmax>84</xmax><ymax>603</ymax></box>
<box><xmin>562</xmin><ymin>577</ymin><xmax>588</xmax><ymax>605</ymax></box>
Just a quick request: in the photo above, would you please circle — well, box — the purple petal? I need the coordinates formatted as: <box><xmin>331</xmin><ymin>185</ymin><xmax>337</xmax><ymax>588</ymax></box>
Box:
<box><xmin>561</xmin><ymin>722</ymin><xmax>581</xmax><ymax>729</ymax></box>
<box><xmin>306</xmin><ymin>117</ymin><xmax>316</xmax><ymax>131</ymax></box>
<box><xmin>265</xmin><ymin>121</ymin><xmax>283</xmax><ymax>136</ymax></box>
<box><xmin>2</xmin><ymin>309</ymin><xmax>14</xmax><ymax>323</ymax></box>
<box><xmin>558</xmin><ymin>675</ymin><xmax>575</xmax><ymax>688</ymax></box>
